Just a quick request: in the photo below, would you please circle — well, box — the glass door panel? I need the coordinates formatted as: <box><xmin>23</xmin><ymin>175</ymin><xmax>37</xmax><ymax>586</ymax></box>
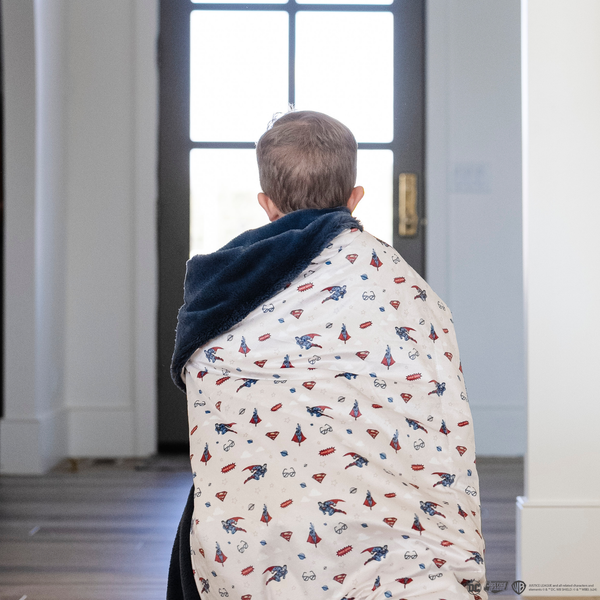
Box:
<box><xmin>189</xmin><ymin>4</ymin><xmax>397</xmax><ymax>255</ymax></box>
<box><xmin>190</xmin><ymin>149</ymin><xmax>265</xmax><ymax>257</ymax></box>
<box><xmin>190</xmin><ymin>149</ymin><xmax>394</xmax><ymax>256</ymax></box>
<box><xmin>354</xmin><ymin>150</ymin><xmax>394</xmax><ymax>243</ymax></box>
<box><xmin>297</xmin><ymin>0</ymin><xmax>391</xmax><ymax>4</ymax></box>
<box><xmin>295</xmin><ymin>11</ymin><xmax>394</xmax><ymax>143</ymax></box>
<box><xmin>190</xmin><ymin>11</ymin><xmax>289</xmax><ymax>142</ymax></box>
<box><xmin>193</xmin><ymin>0</ymin><xmax>287</xmax><ymax>4</ymax></box>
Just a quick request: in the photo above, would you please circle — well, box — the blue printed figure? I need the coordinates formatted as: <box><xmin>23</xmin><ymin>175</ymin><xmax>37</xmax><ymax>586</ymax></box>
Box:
<box><xmin>221</xmin><ymin>517</ymin><xmax>247</xmax><ymax>534</ymax></box>
<box><xmin>412</xmin><ymin>285</ymin><xmax>427</xmax><ymax>301</ymax></box>
<box><xmin>318</xmin><ymin>499</ymin><xmax>346</xmax><ymax>516</ymax></box>
<box><xmin>236</xmin><ymin>378</ymin><xmax>258</xmax><ymax>393</ymax></box>
<box><xmin>239</xmin><ymin>336</ymin><xmax>251</xmax><ymax>356</ymax></box>
<box><xmin>200</xmin><ymin>442</ymin><xmax>211</xmax><ymax>466</ymax></box>
<box><xmin>420</xmin><ymin>500</ymin><xmax>446</xmax><ymax>518</ymax></box>
<box><xmin>263</xmin><ymin>564</ymin><xmax>288</xmax><ymax>585</ymax></box>
<box><xmin>243</xmin><ymin>463</ymin><xmax>267</xmax><ymax>484</ymax></box>
<box><xmin>281</xmin><ymin>354</ymin><xmax>294</xmax><ymax>369</ymax></box>
<box><xmin>338</xmin><ymin>323</ymin><xmax>351</xmax><ymax>343</ymax></box>
<box><xmin>439</xmin><ymin>420</ymin><xmax>451</xmax><ymax>435</ymax></box>
<box><xmin>428</xmin><ymin>380</ymin><xmax>446</xmax><ymax>396</ymax></box>
<box><xmin>363</xmin><ymin>490</ymin><xmax>376</xmax><ymax>510</ymax></box>
<box><xmin>249</xmin><ymin>408</ymin><xmax>262</xmax><ymax>426</ymax></box>
<box><xmin>306</xmin><ymin>405</ymin><xmax>332</xmax><ymax>418</ymax></box>
<box><xmin>361</xmin><ymin>545</ymin><xmax>388</xmax><ymax>565</ymax></box>
<box><xmin>204</xmin><ymin>346</ymin><xmax>223</xmax><ymax>363</ymax></box>
<box><xmin>344</xmin><ymin>452</ymin><xmax>368</xmax><ymax>469</ymax></box>
<box><xmin>336</xmin><ymin>372</ymin><xmax>358</xmax><ymax>380</ymax></box>
<box><xmin>215</xmin><ymin>422</ymin><xmax>237</xmax><ymax>435</ymax></box>
<box><xmin>261</xmin><ymin>504</ymin><xmax>272</xmax><ymax>525</ymax></box>
<box><xmin>395</xmin><ymin>326</ymin><xmax>417</xmax><ymax>343</ymax></box>
<box><xmin>381</xmin><ymin>345</ymin><xmax>395</xmax><ymax>369</ymax></box>
<box><xmin>390</xmin><ymin>429</ymin><xmax>401</xmax><ymax>453</ymax></box>
<box><xmin>199</xmin><ymin>577</ymin><xmax>210</xmax><ymax>594</ymax></box>
<box><xmin>295</xmin><ymin>333</ymin><xmax>322</xmax><ymax>350</ymax></box>
<box><xmin>465</xmin><ymin>551</ymin><xmax>484</xmax><ymax>565</ymax></box>
<box><xmin>406</xmin><ymin>418</ymin><xmax>428</xmax><ymax>433</ymax></box>
<box><xmin>292</xmin><ymin>423</ymin><xmax>307</xmax><ymax>445</ymax></box>
<box><xmin>429</xmin><ymin>323</ymin><xmax>439</xmax><ymax>342</ymax></box>
<box><xmin>432</xmin><ymin>472</ymin><xmax>455</xmax><ymax>487</ymax></box>
<box><xmin>214</xmin><ymin>542</ymin><xmax>227</xmax><ymax>566</ymax></box>
<box><xmin>307</xmin><ymin>522</ymin><xmax>322</xmax><ymax>547</ymax></box>
<box><xmin>370</xmin><ymin>249</ymin><xmax>383</xmax><ymax>270</ymax></box>
<box><xmin>349</xmin><ymin>400</ymin><xmax>362</xmax><ymax>420</ymax></box>
<box><xmin>321</xmin><ymin>285</ymin><xmax>347</xmax><ymax>303</ymax></box>
<box><xmin>412</xmin><ymin>513</ymin><xmax>425</xmax><ymax>534</ymax></box>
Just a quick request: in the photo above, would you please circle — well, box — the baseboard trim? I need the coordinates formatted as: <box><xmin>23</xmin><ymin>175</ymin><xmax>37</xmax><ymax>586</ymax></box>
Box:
<box><xmin>0</xmin><ymin>408</ymin><xmax>68</xmax><ymax>474</ymax></box>
<box><xmin>68</xmin><ymin>406</ymin><xmax>135</xmax><ymax>456</ymax></box>
<box><xmin>517</xmin><ymin>497</ymin><xmax>600</xmax><ymax>594</ymax></box>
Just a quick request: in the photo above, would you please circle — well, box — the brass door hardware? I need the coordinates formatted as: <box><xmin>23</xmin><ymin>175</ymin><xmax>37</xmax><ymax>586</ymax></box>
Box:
<box><xmin>399</xmin><ymin>173</ymin><xmax>418</xmax><ymax>237</ymax></box>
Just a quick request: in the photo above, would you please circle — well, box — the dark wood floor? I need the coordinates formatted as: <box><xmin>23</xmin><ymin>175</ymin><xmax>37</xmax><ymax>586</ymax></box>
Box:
<box><xmin>0</xmin><ymin>455</ymin><xmax>523</xmax><ymax>599</ymax></box>
<box><xmin>477</xmin><ymin>457</ymin><xmax>524</xmax><ymax>596</ymax></box>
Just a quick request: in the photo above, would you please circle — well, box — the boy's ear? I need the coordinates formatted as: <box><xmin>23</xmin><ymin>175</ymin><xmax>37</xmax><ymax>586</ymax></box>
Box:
<box><xmin>258</xmin><ymin>192</ymin><xmax>284</xmax><ymax>222</ymax></box>
<box><xmin>346</xmin><ymin>186</ymin><xmax>364</xmax><ymax>214</ymax></box>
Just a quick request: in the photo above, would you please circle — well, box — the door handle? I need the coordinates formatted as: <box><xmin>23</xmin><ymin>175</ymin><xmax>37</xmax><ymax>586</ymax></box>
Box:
<box><xmin>398</xmin><ymin>173</ymin><xmax>418</xmax><ymax>237</ymax></box>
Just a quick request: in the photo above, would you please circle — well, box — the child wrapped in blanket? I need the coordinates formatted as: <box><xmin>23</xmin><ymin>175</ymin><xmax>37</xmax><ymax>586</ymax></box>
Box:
<box><xmin>169</xmin><ymin>110</ymin><xmax>487</xmax><ymax>600</ymax></box>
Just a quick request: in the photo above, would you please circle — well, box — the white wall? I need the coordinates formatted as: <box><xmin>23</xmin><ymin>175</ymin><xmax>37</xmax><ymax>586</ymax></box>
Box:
<box><xmin>518</xmin><ymin>0</ymin><xmax>600</xmax><ymax>589</ymax></box>
<box><xmin>0</xmin><ymin>0</ymin><xmax>52</xmax><ymax>473</ymax></box>
<box><xmin>62</xmin><ymin>0</ymin><xmax>158</xmax><ymax>458</ymax></box>
<box><xmin>426</xmin><ymin>0</ymin><xmax>525</xmax><ymax>455</ymax></box>
<box><xmin>1</xmin><ymin>0</ymin><xmax>158</xmax><ymax>473</ymax></box>
<box><xmin>33</xmin><ymin>0</ymin><xmax>70</xmax><ymax>469</ymax></box>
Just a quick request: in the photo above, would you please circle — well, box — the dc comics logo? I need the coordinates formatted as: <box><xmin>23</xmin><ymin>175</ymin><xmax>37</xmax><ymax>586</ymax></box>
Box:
<box><xmin>467</xmin><ymin>581</ymin><xmax>482</xmax><ymax>595</ymax></box>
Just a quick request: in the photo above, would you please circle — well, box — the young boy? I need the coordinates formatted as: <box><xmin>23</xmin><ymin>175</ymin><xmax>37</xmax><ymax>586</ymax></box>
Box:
<box><xmin>169</xmin><ymin>111</ymin><xmax>487</xmax><ymax>600</ymax></box>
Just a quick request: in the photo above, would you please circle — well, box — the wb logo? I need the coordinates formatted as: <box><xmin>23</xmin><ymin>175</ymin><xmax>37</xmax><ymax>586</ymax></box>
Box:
<box><xmin>467</xmin><ymin>581</ymin><xmax>482</xmax><ymax>595</ymax></box>
<box><xmin>512</xmin><ymin>581</ymin><xmax>527</xmax><ymax>595</ymax></box>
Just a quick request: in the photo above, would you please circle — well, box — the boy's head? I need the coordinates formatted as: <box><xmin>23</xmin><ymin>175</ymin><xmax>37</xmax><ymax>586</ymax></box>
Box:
<box><xmin>256</xmin><ymin>110</ymin><xmax>360</xmax><ymax>217</ymax></box>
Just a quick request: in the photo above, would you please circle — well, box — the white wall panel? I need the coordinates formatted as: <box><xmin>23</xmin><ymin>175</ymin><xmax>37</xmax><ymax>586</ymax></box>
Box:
<box><xmin>1</xmin><ymin>0</ymin><xmax>158</xmax><ymax>472</ymax></box>
<box><xmin>518</xmin><ymin>0</ymin><xmax>600</xmax><ymax>588</ymax></box>
<box><xmin>426</xmin><ymin>0</ymin><xmax>525</xmax><ymax>456</ymax></box>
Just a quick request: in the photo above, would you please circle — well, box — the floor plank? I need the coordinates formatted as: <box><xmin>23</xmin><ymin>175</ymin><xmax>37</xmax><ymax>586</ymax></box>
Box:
<box><xmin>0</xmin><ymin>455</ymin><xmax>523</xmax><ymax>598</ymax></box>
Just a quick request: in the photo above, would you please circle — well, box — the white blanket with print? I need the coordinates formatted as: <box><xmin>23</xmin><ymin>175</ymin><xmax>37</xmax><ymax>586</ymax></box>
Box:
<box><xmin>184</xmin><ymin>228</ymin><xmax>486</xmax><ymax>600</ymax></box>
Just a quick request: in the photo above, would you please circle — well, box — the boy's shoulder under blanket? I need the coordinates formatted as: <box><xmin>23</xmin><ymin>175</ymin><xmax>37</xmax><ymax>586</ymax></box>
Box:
<box><xmin>183</xmin><ymin>227</ymin><xmax>487</xmax><ymax>599</ymax></box>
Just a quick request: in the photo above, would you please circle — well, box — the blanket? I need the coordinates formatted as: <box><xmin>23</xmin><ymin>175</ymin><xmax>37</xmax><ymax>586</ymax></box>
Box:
<box><xmin>171</xmin><ymin>210</ymin><xmax>487</xmax><ymax>599</ymax></box>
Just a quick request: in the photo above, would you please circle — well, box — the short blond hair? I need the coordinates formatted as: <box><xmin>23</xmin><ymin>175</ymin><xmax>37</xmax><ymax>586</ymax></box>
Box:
<box><xmin>256</xmin><ymin>110</ymin><xmax>357</xmax><ymax>213</ymax></box>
